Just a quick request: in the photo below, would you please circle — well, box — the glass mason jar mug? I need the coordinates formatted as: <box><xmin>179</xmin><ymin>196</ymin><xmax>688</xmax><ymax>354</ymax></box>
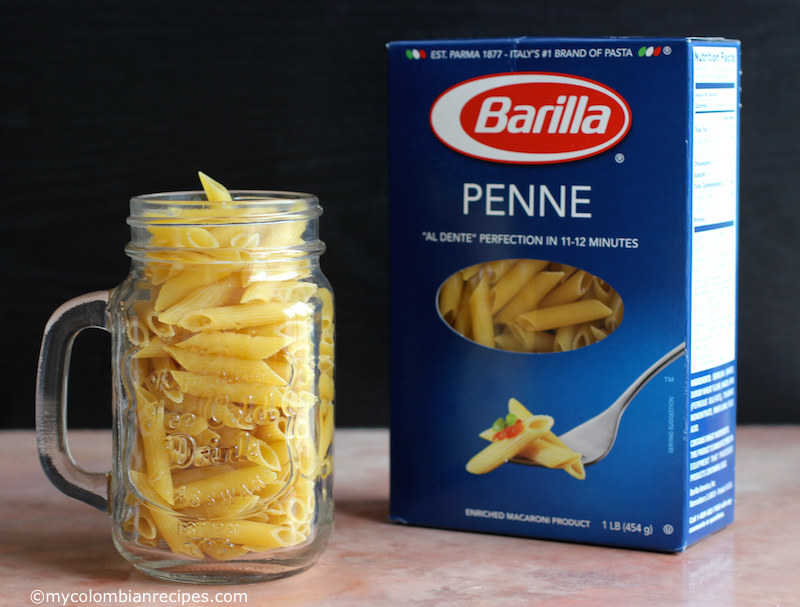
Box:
<box><xmin>36</xmin><ymin>190</ymin><xmax>334</xmax><ymax>584</ymax></box>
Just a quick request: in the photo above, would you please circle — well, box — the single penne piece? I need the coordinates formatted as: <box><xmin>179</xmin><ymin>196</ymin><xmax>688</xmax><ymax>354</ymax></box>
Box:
<box><xmin>590</xmin><ymin>324</ymin><xmax>609</xmax><ymax>342</ymax></box>
<box><xmin>148</xmin><ymin>356</ymin><xmax>184</xmax><ymax>403</ymax></box>
<box><xmin>157</xmin><ymin>275</ymin><xmax>241</xmax><ymax>325</ymax></box>
<box><xmin>590</xmin><ymin>276</ymin><xmax>614</xmax><ymax>306</ymax></box>
<box><xmin>163</xmin><ymin>410</ymin><xmax>208</xmax><ymax>437</ymax></box>
<box><xmin>178</xmin><ymin>520</ymin><xmax>299</xmax><ymax>552</ymax></box>
<box><xmin>494</xmin><ymin>327</ymin><xmax>527</xmax><ymax>352</ymax></box>
<box><xmin>245</xmin><ymin>319</ymin><xmax>314</xmax><ymax>343</ymax></box>
<box><xmin>146</xmin><ymin>261</ymin><xmax>177</xmax><ymax>286</ymax></box>
<box><xmin>238</xmin><ymin>280</ymin><xmax>278</xmax><ymax>304</ymax></box>
<box><xmin>127</xmin><ymin>317</ymin><xmax>152</xmax><ymax>347</ymax></box>
<box><xmin>279</xmin><ymin>493</ymin><xmax>313</xmax><ymax>527</ymax></box>
<box><xmin>170</xmin><ymin>370</ymin><xmax>286</xmax><ymax>408</ymax></box>
<box><xmin>278</xmin><ymin>281</ymin><xmax>319</xmax><ymax>303</ymax></box>
<box><xmin>469</xmin><ymin>275</ymin><xmax>495</xmax><ymax>348</ymax></box>
<box><xmin>438</xmin><ymin>273</ymin><xmax>464</xmax><ymax>324</ymax></box>
<box><xmin>173</xmin><ymin>465</ymin><xmax>279</xmax><ymax>509</ymax></box>
<box><xmin>478</xmin><ymin>428</ymin><xmax>494</xmax><ymax>441</ymax></box>
<box><xmin>240</xmin><ymin>524</ymin><xmax>309</xmax><ymax>551</ymax></box>
<box><xmin>230</xmin><ymin>232</ymin><xmax>261</xmax><ymax>250</ymax></box>
<box><xmin>319</xmin><ymin>371</ymin><xmax>334</xmax><ymax>402</ymax></box>
<box><xmin>134</xmin><ymin>386</ymin><xmax>175</xmax><ymax>505</ymax></box>
<box><xmin>317</xmin><ymin>287</ymin><xmax>334</xmax><ymax>332</ymax></box>
<box><xmin>550</xmin><ymin>263</ymin><xmax>577</xmax><ymax>281</ymax></box>
<box><xmin>494</xmin><ymin>271</ymin><xmax>564</xmax><ymax>324</ymax></box>
<box><xmin>318</xmin><ymin>353</ymin><xmax>334</xmax><ymax>376</ymax></box>
<box><xmin>177</xmin><ymin>495</ymin><xmax>261</xmax><ymax>521</ymax></box>
<box><xmin>489</xmin><ymin>259</ymin><xmax>549</xmax><ymax>314</ymax></box>
<box><xmin>265</xmin><ymin>355</ymin><xmax>297</xmax><ymax>386</ymax></box>
<box><xmin>320</xmin><ymin>333</ymin><xmax>334</xmax><ymax>360</ymax></box>
<box><xmin>155</xmin><ymin>266</ymin><xmax>234</xmax><ymax>311</ymax></box>
<box><xmin>133</xmin><ymin>506</ymin><xmax>158</xmax><ymax>540</ymax></box>
<box><xmin>517</xmin><ymin>299</ymin><xmax>612</xmax><ymax>333</ymax></box>
<box><xmin>179</xmin><ymin>301</ymin><xmax>313</xmax><ymax>332</ymax></box>
<box><xmin>260</xmin><ymin>219</ymin><xmax>308</xmax><ymax>249</ymax></box>
<box><xmin>129</xmin><ymin>470</ymin><xmax>193</xmax><ymax>556</ymax></box>
<box><xmin>460</xmin><ymin>263</ymin><xmax>482</xmax><ymax>281</ymax></box>
<box><xmin>318</xmin><ymin>402</ymin><xmax>334</xmax><ymax>462</ymax></box>
<box><xmin>147</xmin><ymin>248</ymin><xmax>219</xmax><ymax>266</ymax></box>
<box><xmin>453</xmin><ymin>277</ymin><xmax>476</xmax><ymax>338</ymax></box>
<box><xmin>482</xmin><ymin>259</ymin><xmax>517</xmax><ymax>284</ymax></box>
<box><xmin>199</xmin><ymin>248</ymin><xmax>251</xmax><ymax>267</ymax></box>
<box><xmin>209</xmin><ymin>225</ymin><xmax>259</xmax><ymax>248</ymax></box>
<box><xmin>564</xmin><ymin>459</ymin><xmax>587</xmax><ymax>480</ymax></box>
<box><xmin>605</xmin><ymin>292</ymin><xmax>625</xmax><ymax>332</ymax></box>
<box><xmin>507</xmin><ymin>398</ymin><xmax>534</xmax><ymax>419</ymax></box>
<box><xmin>197</xmin><ymin>398</ymin><xmax>255</xmax><ymax>431</ymax></box>
<box><xmin>517</xmin><ymin>439</ymin><xmax>582</xmax><ymax>470</ymax></box>
<box><xmin>225</xmin><ymin>430</ymin><xmax>283</xmax><ymax>471</ymax></box>
<box><xmin>508</xmin><ymin>323</ymin><xmax>556</xmax><ymax>353</ymax></box>
<box><xmin>133</xmin><ymin>338</ymin><xmax>168</xmax><ymax>359</ymax></box>
<box><xmin>198</xmin><ymin>170</ymin><xmax>232</xmax><ymax>201</ymax></box>
<box><xmin>241</xmin><ymin>280</ymin><xmax>318</xmax><ymax>304</ymax></box>
<box><xmin>294</xmin><ymin>442</ymin><xmax>316</xmax><ymax>477</ymax></box>
<box><xmin>255</xmin><ymin>419</ymin><xmax>289</xmax><ymax>444</ymax></box>
<box><xmin>534</xmin><ymin>431</ymin><xmax>587</xmax><ymax>479</ymax></box>
<box><xmin>149</xmin><ymin>226</ymin><xmax>220</xmax><ymax>249</ymax></box>
<box><xmin>175</xmin><ymin>331</ymin><xmax>291</xmax><ymax>360</ymax></box>
<box><xmin>537</xmin><ymin>270</ymin><xmax>593</xmax><ymax>309</ymax></box>
<box><xmin>571</xmin><ymin>322</ymin><xmax>599</xmax><ymax>350</ymax></box>
<box><xmin>200</xmin><ymin>542</ymin><xmax>252</xmax><ymax>561</ymax></box>
<box><xmin>132</xmin><ymin>299</ymin><xmax>175</xmax><ymax>339</ymax></box>
<box><xmin>553</xmin><ymin>323</ymin><xmax>580</xmax><ymax>353</ymax></box>
<box><xmin>170</xmin><ymin>464</ymin><xmax>236</xmax><ymax>488</ymax></box>
<box><xmin>466</xmin><ymin>415</ymin><xmax>554</xmax><ymax>474</ymax></box>
<box><xmin>166</xmin><ymin>347</ymin><xmax>286</xmax><ymax>386</ymax></box>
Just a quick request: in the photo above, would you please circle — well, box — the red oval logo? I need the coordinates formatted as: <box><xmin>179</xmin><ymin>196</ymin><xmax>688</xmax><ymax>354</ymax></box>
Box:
<box><xmin>430</xmin><ymin>73</ymin><xmax>631</xmax><ymax>164</ymax></box>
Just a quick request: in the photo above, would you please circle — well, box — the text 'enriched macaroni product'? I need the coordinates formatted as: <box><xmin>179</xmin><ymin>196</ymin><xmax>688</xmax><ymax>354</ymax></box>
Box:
<box><xmin>388</xmin><ymin>37</ymin><xmax>739</xmax><ymax>551</ymax></box>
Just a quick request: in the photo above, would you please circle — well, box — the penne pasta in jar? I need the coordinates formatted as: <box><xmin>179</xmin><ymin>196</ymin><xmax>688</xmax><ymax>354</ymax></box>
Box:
<box><xmin>109</xmin><ymin>174</ymin><xmax>335</xmax><ymax>583</ymax></box>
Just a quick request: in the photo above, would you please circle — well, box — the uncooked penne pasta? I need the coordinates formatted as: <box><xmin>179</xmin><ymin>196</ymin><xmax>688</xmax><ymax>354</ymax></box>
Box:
<box><xmin>438</xmin><ymin>273</ymin><xmax>464</xmax><ymax>324</ymax></box>
<box><xmin>489</xmin><ymin>258</ymin><xmax>547</xmax><ymax>314</ymax></box>
<box><xmin>120</xmin><ymin>173</ymin><xmax>333</xmax><ymax>563</ymax></box>
<box><xmin>175</xmin><ymin>331</ymin><xmax>291</xmax><ymax>360</ymax></box>
<box><xmin>155</xmin><ymin>267</ymin><xmax>234</xmax><ymax>312</ymax></box>
<box><xmin>469</xmin><ymin>275</ymin><xmax>495</xmax><ymax>348</ymax></box>
<box><xmin>179</xmin><ymin>301</ymin><xmax>312</xmax><ymax>332</ymax></box>
<box><xmin>538</xmin><ymin>269</ymin><xmax>593</xmax><ymax>308</ymax></box>
<box><xmin>494</xmin><ymin>270</ymin><xmax>564</xmax><ymax>324</ymax></box>
<box><xmin>439</xmin><ymin>259</ymin><xmax>623</xmax><ymax>353</ymax></box>
<box><xmin>518</xmin><ymin>299</ymin><xmax>613</xmax><ymax>333</ymax></box>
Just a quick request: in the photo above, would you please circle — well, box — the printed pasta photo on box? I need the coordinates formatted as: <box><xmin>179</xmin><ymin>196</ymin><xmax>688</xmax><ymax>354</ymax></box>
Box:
<box><xmin>387</xmin><ymin>37</ymin><xmax>739</xmax><ymax>551</ymax></box>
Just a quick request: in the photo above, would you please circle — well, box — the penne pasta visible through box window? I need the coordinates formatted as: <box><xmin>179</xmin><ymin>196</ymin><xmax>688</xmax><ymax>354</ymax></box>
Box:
<box><xmin>438</xmin><ymin>259</ymin><xmax>623</xmax><ymax>353</ymax></box>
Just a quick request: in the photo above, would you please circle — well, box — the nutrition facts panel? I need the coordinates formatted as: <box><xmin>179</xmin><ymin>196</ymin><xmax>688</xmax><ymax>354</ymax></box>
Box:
<box><xmin>689</xmin><ymin>45</ymin><xmax>739</xmax><ymax>375</ymax></box>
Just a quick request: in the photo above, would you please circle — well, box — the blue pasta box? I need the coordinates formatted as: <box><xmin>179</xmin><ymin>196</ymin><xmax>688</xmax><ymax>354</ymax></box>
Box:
<box><xmin>387</xmin><ymin>37</ymin><xmax>739</xmax><ymax>551</ymax></box>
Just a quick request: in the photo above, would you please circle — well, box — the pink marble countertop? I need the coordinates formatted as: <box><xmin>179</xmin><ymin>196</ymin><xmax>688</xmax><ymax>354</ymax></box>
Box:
<box><xmin>2</xmin><ymin>427</ymin><xmax>799</xmax><ymax>606</ymax></box>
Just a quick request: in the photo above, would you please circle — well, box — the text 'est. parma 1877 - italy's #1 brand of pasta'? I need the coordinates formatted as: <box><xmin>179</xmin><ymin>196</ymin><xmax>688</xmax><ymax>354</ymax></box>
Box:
<box><xmin>429</xmin><ymin>72</ymin><xmax>632</xmax><ymax>164</ymax></box>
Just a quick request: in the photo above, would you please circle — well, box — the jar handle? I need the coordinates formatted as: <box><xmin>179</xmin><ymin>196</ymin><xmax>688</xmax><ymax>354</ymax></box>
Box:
<box><xmin>36</xmin><ymin>291</ymin><xmax>111</xmax><ymax>513</ymax></box>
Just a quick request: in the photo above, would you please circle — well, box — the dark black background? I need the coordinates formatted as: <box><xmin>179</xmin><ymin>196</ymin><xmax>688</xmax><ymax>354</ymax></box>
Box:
<box><xmin>3</xmin><ymin>1</ymin><xmax>798</xmax><ymax>428</ymax></box>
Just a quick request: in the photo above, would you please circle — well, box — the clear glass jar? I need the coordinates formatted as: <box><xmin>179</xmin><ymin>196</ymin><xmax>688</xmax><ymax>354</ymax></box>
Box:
<box><xmin>36</xmin><ymin>190</ymin><xmax>334</xmax><ymax>584</ymax></box>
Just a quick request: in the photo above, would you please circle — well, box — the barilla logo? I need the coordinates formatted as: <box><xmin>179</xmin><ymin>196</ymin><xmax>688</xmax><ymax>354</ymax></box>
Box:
<box><xmin>430</xmin><ymin>73</ymin><xmax>631</xmax><ymax>164</ymax></box>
